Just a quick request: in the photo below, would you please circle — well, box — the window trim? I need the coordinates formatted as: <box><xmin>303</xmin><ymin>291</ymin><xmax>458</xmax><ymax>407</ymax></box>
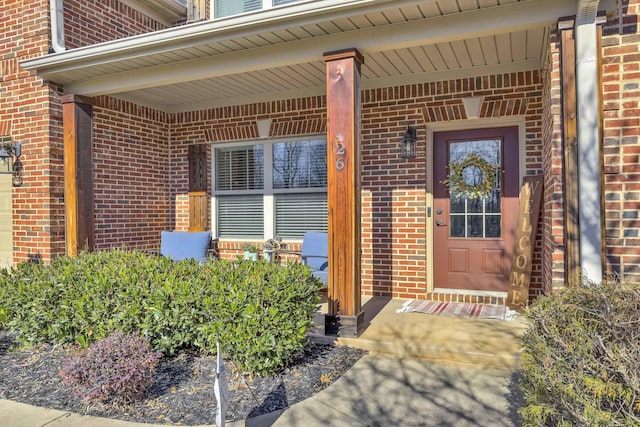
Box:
<box><xmin>211</xmin><ymin>134</ymin><xmax>327</xmax><ymax>242</ymax></box>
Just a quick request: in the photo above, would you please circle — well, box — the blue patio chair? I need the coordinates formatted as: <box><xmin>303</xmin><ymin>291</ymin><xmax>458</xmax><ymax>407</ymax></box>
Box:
<box><xmin>159</xmin><ymin>231</ymin><xmax>214</xmax><ymax>262</ymax></box>
<box><xmin>300</xmin><ymin>231</ymin><xmax>329</xmax><ymax>287</ymax></box>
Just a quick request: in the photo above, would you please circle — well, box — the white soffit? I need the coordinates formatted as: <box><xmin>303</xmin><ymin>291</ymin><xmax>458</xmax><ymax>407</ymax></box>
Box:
<box><xmin>63</xmin><ymin>0</ymin><xmax>575</xmax><ymax>97</ymax></box>
<box><xmin>21</xmin><ymin>0</ymin><xmax>617</xmax><ymax>112</ymax></box>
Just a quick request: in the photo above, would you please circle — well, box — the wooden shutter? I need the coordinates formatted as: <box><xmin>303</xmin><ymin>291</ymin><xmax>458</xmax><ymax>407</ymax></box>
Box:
<box><xmin>188</xmin><ymin>144</ymin><xmax>208</xmax><ymax>231</ymax></box>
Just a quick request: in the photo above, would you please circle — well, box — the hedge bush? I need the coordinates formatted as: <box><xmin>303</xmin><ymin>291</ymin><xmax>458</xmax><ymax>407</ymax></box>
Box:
<box><xmin>0</xmin><ymin>249</ymin><xmax>322</xmax><ymax>375</ymax></box>
<box><xmin>519</xmin><ymin>280</ymin><xmax>640</xmax><ymax>426</ymax></box>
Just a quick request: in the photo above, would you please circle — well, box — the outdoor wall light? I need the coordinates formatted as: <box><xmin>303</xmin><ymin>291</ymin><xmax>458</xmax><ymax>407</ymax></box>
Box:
<box><xmin>400</xmin><ymin>125</ymin><xmax>417</xmax><ymax>160</ymax></box>
<box><xmin>0</xmin><ymin>137</ymin><xmax>23</xmax><ymax>186</ymax></box>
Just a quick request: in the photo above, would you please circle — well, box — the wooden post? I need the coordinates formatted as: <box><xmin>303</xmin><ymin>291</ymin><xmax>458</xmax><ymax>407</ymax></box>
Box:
<box><xmin>559</xmin><ymin>18</ymin><xmax>580</xmax><ymax>285</ymax></box>
<box><xmin>323</xmin><ymin>48</ymin><xmax>364</xmax><ymax>337</ymax></box>
<box><xmin>62</xmin><ymin>95</ymin><xmax>94</xmax><ymax>257</ymax></box>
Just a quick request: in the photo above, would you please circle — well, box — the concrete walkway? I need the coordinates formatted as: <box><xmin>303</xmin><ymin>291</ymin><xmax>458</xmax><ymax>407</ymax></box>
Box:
<box><xmin>0</xmin><ymin>297</ymin><xmax>528</xmax><ymax>427</ymax></box>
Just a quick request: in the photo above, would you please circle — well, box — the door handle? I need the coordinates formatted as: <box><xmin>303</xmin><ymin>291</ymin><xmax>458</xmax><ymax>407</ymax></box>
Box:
<box><xmin>435</xmin><ymin>219</ymin><xmax>447</xmax><ymax>226</ymax></box>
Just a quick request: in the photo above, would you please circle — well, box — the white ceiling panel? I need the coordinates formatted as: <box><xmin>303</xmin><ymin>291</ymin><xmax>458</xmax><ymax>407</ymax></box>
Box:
<box><xmin>25</xmin><ymin>0</ymin><xmax>576</xmax><ymax>111</ymax></box>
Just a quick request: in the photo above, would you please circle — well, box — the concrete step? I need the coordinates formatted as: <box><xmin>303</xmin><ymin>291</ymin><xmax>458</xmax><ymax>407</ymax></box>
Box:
<box><xmin>310</xmin><ymin>297</ymin><xmax>528</xmax><ymax>370</ymax></box>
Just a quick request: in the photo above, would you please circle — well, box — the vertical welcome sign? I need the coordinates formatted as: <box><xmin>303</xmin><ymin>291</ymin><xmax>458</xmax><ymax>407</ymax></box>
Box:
<box><xmin>507</xmin><ymin>176</ymin><xmax>543</xmax><ymax>311</ymax></box>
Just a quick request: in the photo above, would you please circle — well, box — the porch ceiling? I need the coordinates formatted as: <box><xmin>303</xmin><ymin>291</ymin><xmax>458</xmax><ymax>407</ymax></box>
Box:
<box><xmin>23</xmin><ymin>0</ymin><xmax>614</xmax><ymax>113</ymax></box>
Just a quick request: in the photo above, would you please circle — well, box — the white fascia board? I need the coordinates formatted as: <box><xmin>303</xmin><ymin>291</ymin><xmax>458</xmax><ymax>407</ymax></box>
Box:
<box><xmin>120</xmin><ymin>59</ymin><xmax>541</xmax><ymax>113</ymax></box>
<box><xmin>65</xmin><ymin>0</ymin><xmax>575</xmax><ymax>96</ymax></box>
<box><xmin>21</xmin><ymin>0</ymin><xmax>401</xmax><ymax>71</ymax></box>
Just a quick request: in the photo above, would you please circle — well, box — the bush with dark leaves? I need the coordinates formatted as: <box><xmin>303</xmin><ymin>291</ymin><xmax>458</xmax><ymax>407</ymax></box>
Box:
<box><xmin>59</xmin><ymin>331</ymin><xmax>161</xmax><ymax>407</ymax></box>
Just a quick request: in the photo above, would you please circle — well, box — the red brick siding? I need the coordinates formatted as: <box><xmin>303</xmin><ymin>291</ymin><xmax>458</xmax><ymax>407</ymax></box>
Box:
<box><xmin>64</xmin><ymin>0</ymin><xmax>167</xmax><ymax>48</ymax></box>
<box><xmin>601</xmin><ymin>1</ymin><xmax>640</xmax><ymax>280</ymax></box>
<box><xmin>1</xmin><ymin>0</ymin><xmax>66</xmax><ymax>263</ymax></box>
<box><xmin>541</xmin><ymin>29</ymin><xmax>565</xmax><ymax>294</ymax></box>
<box><xmin>167</xmin><ymin>73</ymin><xmax>544</xmax><ymax>299</ymax></box>
<box><xmin>92</xmin><ymin>97</ymin><xmax>170</xmax><ymax>251</ymax></box>
<box><xmin>360</xmin><ymin>74</ymin><xmax>544</xmax><ymax>298</ymax></box>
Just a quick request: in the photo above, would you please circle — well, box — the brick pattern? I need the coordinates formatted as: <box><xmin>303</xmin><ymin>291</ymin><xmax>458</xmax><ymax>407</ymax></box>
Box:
<box><xmin>1</xmin><ymin>1</ymin><xmax>66</xmax><ymax>263</ymax></box>
<box><xmin>163</xmin><ymin>72</ymin><xmax>545</xmax><ymax>299</ymax></box>
<box><xmin>9</xmin><ymin>0</ymin><xmax>640</xmax><ymax>301</ymax></box>
<box><xmin>204</xmin><ymin>125</ymin><xmax>257</xmax><ymax>142</ymax></box>
<box><xmin>424</xmin><ymin>292</ymin><xmax>506</xmax><ymax>306</ymax></box>
<box><xmin>601</xmin><ymin>1</ymin><xmax>640</xmax><ymax>280</ymax></box>
<box><xmin>271</xmin><ymin>118</ymin><xmax>327</xmax><ymax>137</ymax></box>
<box><xmin>360</xmin><ymin>72</ymin><xmax>544</xmax><ymax>298</ymax></box>
<box><xmin>64</xmin><ymin>0</ymin><xmax>167</xmax><ymax>48</ymax></box>
<box><xmin>423</xmin><ymin>101</ymin><xmax>465</xmax><ymax>122</ymax></box>
<box><xmin>541</xmin><ymin>30</ymin><xmax>566</xmax><ymax>294</ymax></box>
<box><xmin>91</xmin><ymin>97</ymin><xmax>170</xmax><ymax>251</ymax></box>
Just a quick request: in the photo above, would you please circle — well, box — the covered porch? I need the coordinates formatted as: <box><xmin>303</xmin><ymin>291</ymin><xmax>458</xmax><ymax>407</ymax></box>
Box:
<box><xmin>21</xmin><ymin>0</ymin><xmax>615</xmax><ymax>335</ymax></box>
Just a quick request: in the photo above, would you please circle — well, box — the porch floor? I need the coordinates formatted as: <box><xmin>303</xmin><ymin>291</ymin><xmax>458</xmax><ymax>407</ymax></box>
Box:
<box><xmin>310</xmin><ymin>296</ymin><xmax>528</xmax><ymax>370</ymax></box>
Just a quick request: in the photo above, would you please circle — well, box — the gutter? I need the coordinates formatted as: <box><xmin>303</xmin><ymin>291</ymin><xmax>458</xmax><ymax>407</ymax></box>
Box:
<box><xmin>575</xmin><ymin>0</ymin><xmax>603</xmax><ymax>281</ymax></box>
<box><xmin>23</xmin><ymin>0</ymin><xmax>392</xmax><ymax>69</ymax></box>
<box><xmin>50</xmin><ymin>0</ymin><xmax>66</xmax><ymax>53</ymax></box>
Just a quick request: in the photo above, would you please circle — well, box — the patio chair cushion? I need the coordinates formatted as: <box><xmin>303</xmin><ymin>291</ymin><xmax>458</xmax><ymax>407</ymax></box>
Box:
<box><xmin>160</xmin><ymin>231</ymin><xmax>212</xmax><ymax>262</ymax></box>
<box><xmin>301</xmin><ymin>231</ymin><xmax>329</xmax><ymax>287</ymax></box>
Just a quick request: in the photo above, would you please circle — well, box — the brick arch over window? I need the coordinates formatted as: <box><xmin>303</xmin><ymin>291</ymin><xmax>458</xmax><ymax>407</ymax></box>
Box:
<box><xmin>421</xmin><ymin>98</ymin><xmax>531</xmax><ymax>123</ymax></box>
<box><xmin>203</xmin><ymin>125</ymin><xmax>257</xmax><ymax>142</ymax></box>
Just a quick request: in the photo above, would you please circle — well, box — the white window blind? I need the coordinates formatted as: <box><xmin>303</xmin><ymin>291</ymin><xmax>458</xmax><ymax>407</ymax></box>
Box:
<box><xmin>215</xmin><ymin>0</ymin><xmax>261</xmax><ymax>18</ymax></box>
<box><xmin>217</xmin><ymin>195</ymin><xmax>264</xmax><ymax>238</ymax></box>
<box><xmin>215</xmin><ymin>145</ymin><xmax>263</xmax><ymax>191</ymax></box>
<box><xmin>273</xmin><ymin>0</ymin><xmax>300</xmax><ymax>5</ymax></box>
<box><xmin>275</xmin><ymin>192</ymin><xmax>327</xmax><ymax>239</ymax></box>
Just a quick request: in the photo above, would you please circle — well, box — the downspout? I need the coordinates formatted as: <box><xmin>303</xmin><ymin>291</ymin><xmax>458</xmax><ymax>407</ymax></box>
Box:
<box><xmin>575</xmin><ymin>0</ymin><xmax>602</xmax><ymax>281</ymax></box>
<box><xmin>50</xmin><ymin>0</ymin><xmax>66</xmax><ymax>52</ymax></box>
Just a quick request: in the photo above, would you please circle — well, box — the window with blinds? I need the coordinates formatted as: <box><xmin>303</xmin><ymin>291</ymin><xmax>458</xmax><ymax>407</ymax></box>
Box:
<box><xmin>213</xmin><ymin>137</ymin><xmax>327</xmax><ymax>241</ymax></box>
<box><xmin>213</xmin><ymin>0</ymin><xmax>304</xmax><ymax>18</ymax></box>
<box><xmin>214</xmin><ymin>0</ymin><xmax>261</xmax><ymax>18</ymax></box>
<box><xmin>215</xmin><ymin>145</ymin><xmax>264</xmax><ymax>191</ymax></box>
<box><xmin>273</xmin><ymin>140</ymin><xmax>327</xmax><ymax>189</ymax></box>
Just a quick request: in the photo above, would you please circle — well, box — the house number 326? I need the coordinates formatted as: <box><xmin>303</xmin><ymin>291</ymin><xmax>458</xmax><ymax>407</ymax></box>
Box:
<box><xmin>335</xmin><ymin>137</ymin><xmax>346</xmax><ymax>170</ymax></box>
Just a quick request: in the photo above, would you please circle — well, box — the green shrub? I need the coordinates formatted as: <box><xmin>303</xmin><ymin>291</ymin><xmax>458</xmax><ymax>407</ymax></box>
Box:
<box><xmin>60</xmin><ymin>331</ymin><xmax>161</xmax><ymax>407</ymax></box>
<box><xmin>0</xmin><ymin>249</ymin><xmax>322</xmax><ymax>375</ymax></box>
<box><xmin>519</xmin><ymin>280</ymin><xmax>640</xmax><ymax>426</ymax></box>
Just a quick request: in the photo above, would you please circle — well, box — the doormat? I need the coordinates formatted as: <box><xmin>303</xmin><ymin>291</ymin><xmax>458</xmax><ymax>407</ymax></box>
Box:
<box><xmin>396</xmin><ymin>300</ymin><xmax>519</xmax><ymax>321</ymax></box>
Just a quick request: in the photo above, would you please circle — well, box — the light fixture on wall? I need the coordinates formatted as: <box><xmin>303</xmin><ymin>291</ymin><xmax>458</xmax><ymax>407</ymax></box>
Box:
<box><xmin>0</xmin><ymin>137</ymin><xmax>23</xmax><ymax>186</ymax></box>
<box><xmin>400</xmin><ymin>125</ymin><xmax>417</xmax><ymax>160</ymax></box>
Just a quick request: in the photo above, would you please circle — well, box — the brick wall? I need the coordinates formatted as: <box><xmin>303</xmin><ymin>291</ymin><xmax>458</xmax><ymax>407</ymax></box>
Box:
<box><xmin>166</xmin><ymin>73</ymin><xmax>545</xmax><ymax>299</ymax></box>
<box><xmin>359</xmin><ymin>75</ymin><xmax>544</xmax><ymax>298</ymax></box>
<box><xmin>1</xmin><ymin>0</ymin><xmax>66</xmax><ymax>263</ymax></box>
<box><xmin>2</xmin><ymin>0</ymin><xmax>171</xmax><ymax>264</ymax></box>
<box><xmin>64</xmin><ymin>0</ymin><xmax>167</xmax><ymax>49</ymax></box>
<box><xmin>92</xmin><ymin>97</ymin><xmax>170</xmax><ymax>251</ymax></box>
<box><xmin>601</xmin><ymin>1</ymin><xmax>640</xmax><ymax>280</ymax></box>
<box><xmin>541</xmin><ymin>29</ymin><xmax>565</xmax><ymax>294</ymax></box>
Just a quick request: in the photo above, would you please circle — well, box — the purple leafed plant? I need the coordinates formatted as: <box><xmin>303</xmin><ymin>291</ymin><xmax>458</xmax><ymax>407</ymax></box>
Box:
<box><xmin>59</xmin><ymin>331</ymin><xmax>162</xmax><ymax>407</ymax></box>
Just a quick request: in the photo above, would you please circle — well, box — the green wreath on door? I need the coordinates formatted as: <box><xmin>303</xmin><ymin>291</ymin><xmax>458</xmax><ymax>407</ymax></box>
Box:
<box><xmin>442</xmin><ymin>153</ymin><xmax>500</xmax><ymax>199</ymax></box>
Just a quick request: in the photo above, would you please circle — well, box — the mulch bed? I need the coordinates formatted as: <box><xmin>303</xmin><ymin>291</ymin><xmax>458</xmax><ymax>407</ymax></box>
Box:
<box><xmin>0</xmin><ymin>331</ymin><xmax>367</xmax><ymax>426</ymax></box>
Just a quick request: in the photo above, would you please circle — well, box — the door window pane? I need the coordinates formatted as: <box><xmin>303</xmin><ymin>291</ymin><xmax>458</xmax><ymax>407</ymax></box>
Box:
<box><xmin>448</xmin><ymin>139</ymin><xmax>502</xmax><ymax>238</ymax></box>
